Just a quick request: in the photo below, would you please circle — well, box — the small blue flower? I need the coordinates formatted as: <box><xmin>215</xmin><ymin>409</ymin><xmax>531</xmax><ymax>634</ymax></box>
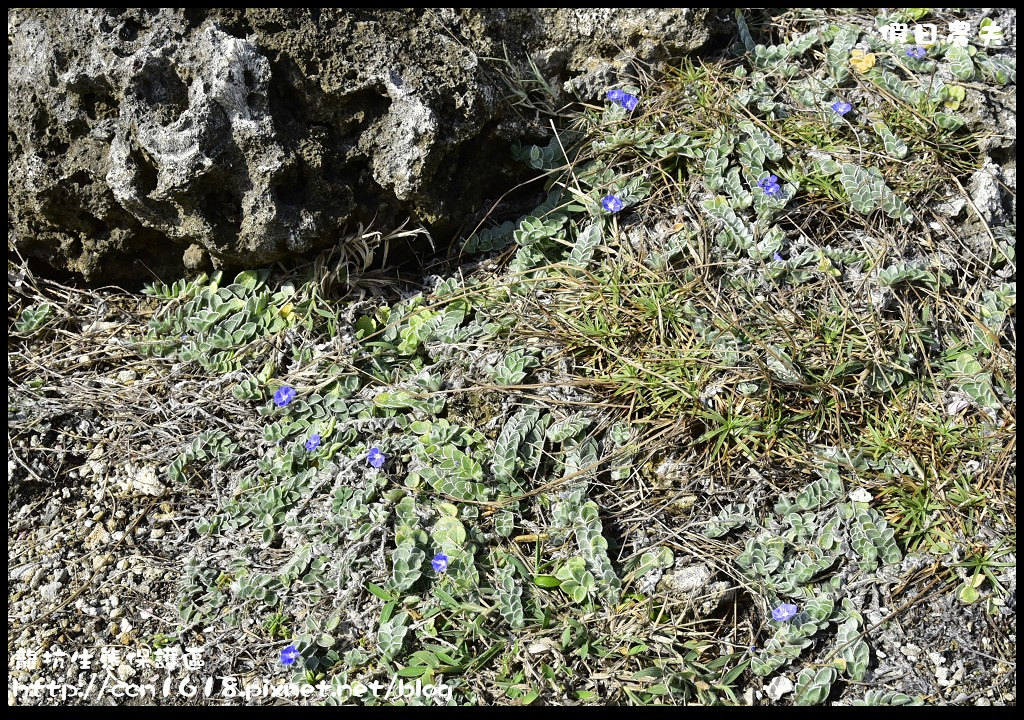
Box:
<box><xmin>606</xmin><ymin>89</ymin><xmax>640</xmax><ymax>111</ymax></box>
<box><xmin>757</xmin><ymin>175</ymin><xmax>782</xmax><ymax>197</ymax></box>
<box><xmin>280</xmin><ymin>644</ymin><xmax>300</xmax><ymax>666</ymax></box>
<box><xmin>601</xmin><ymin>194</ymin><xmax>624</xmax><ymax>213</ymax></box>
<box><xmin>367</xmin><ymin>447</ymin><xmax>386</xmax><ymax>468</ymax></box>
<box><xmin>619</xmin><ymin>93</ymin><xmax>640</xmax><ymax>112</ymax></box>
<box><xmin>273</xmin><ymin>385</ymin><xmax>297</xmax><ymax>407</ymax></box>
<box><xmin>772</xmin><ymin>602</ymin><xmax>798</xmax><ymax>622</ymax></box>
<box><xmin>772</xmin><ymin>251</ymin><xmax>784</xmax><ymax>262</ymax></box>
<box><xmin>905</xmin><ymin>46</ymin><xmax>927</xmax><ymax>59</ymax></box>
<box><xmin>432</xmin><ymin>553</ymin><xmax>450</xmax><ymax>573</ymax></box>
<box><xmin>304</xmin><ymin>434</ymin><xmax>321</xmax><ymax>451</ymax></box>
<box><xmin>831</xmin><ymin>100</ymin><xmax>853</xmax><ymax>116</ymax></box>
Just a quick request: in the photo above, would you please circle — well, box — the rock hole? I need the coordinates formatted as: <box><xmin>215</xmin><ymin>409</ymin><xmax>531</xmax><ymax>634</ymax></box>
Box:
<box><xmin>135</xmin><ymin>62</ymin><xmax>190</xmax><ymax>125</ymax></box>
<box><xmin>198</xmin><ymin>171</ymin><xmax>245</xmax><ymax>241</ymax></box>
<box><xmin>118</xmin><ymin>18</ymin><xmax>143</xmax><ymax>42</ymax></box>
<box><xmin>182</xmin><ymin>8</ymin><xmax>205</xmax><ymax>28</ymax></box>
<box><xmin>78</xmin><ymin>83</ymin><xmax>118</xmax><ymax>122</ymax></box>
<box><xmin>258</xmin><ymin>21</ymin><xmax>286</xmax><ymax>34</ymax></box>
<box><xmin>68</xmin><ymin>170</ymin><xmax>92</xmax><ymax>188</ymax></box>
<box><xmin>274</xmin><ymin>170</ymin><xmax>308</xmax><ymax>206</ymax></box>
<box><xmin>130</xmin><ymin>147</ymin><xmax>159</xmax><ymax>198</ymax></box>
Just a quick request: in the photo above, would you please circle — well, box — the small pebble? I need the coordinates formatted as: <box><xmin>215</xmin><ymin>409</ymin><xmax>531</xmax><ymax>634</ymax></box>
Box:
<box><xmin>39</xmin><ymin>582</ymin><xmax>62</xmax><ymax>602</ymax></box>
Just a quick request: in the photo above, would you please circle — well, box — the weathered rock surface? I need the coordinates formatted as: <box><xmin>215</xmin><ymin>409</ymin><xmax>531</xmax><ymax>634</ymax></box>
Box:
<box><xmin>8</xmin><ymin>8</ymin><xmax>727</xmax><ymax>282</ymax></box>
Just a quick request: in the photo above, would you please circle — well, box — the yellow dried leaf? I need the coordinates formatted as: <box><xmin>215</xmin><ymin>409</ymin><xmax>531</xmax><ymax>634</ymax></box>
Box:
<box><xmin>849</xmin><ymin>49</ymin><xmax>876</xmax><ymax>73</ymax></box>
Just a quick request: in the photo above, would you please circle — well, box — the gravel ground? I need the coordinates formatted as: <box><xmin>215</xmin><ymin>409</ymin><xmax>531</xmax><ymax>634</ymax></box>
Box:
<box><xmin>6</xmin><ymin>279</ymin><xmax>1015</xmax><ymax>706</ymax></box>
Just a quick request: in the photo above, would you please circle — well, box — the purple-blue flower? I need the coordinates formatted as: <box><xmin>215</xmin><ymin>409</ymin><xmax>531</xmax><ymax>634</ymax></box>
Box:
<box><xmin>273</xmin><ymin>385</ymin><xmax>297</xmax><ymax>407</ymax></box>
<box><xmin>432</xmin><ymin>553</ymin><xmax>450</xmax><ymax>573</ymax></box>
<box><xmin>772</xmin><ymin>251</ymin><xmax>784</xmax><ymax>262</ymax></box>
<box><xmin>606</xmin><ymin>89</ymin><xmax>640</xmax><ymax>111</ymax></box>
<box><xmin>757</xmin><ymin>175</ymin><xmax>782</xmax><ymax>197</ymax></box>
<box><xmin>602</xmin><ymin>194</ymin><xmax>624</xmax><ymax>213</ymax></box>
<box><xmin>905</xmin><ymin>46</ymin><xmax>927</xmax><ymax>59</ymax></box>
<box><xmin>280</xmin><ymin>644</ymin><xmax>300</xmax><ymax>666</ymax></box>
<box><xmin>367</xmin><ymin>447</ymin><xmax>386</xmax><ymax>468</ymax></box>
<box><xmin>619</xmin><ymin>93</ymin><xmax>640</xmax><ymax>112</ymax></box>
<box><xmin>772</xmin><ymin>602</ymin><xmax>798</xmax><ymax>622</ymax></box>
<box><xmin>304</xmin><ymin>434</ymin><xmax>321</xmax><ymax>451</ymax></box>
<box><xmin>831</xmin><ymin>100</ymin><xmax>853</xmax><ymax>116</ymax></box>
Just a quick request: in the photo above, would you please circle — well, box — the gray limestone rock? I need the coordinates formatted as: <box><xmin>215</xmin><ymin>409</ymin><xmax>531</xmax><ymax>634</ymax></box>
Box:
<box><xmin>8</xmin><ymin>8</ymin><xmax>726</xmax><ymax>282</ymax></box>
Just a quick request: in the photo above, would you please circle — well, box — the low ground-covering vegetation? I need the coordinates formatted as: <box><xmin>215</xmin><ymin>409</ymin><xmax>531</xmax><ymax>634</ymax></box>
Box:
<box><xmin>9</xmin><ymin>8</ymin><xmax>1015</xmax><ymax>706</ymax></box>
